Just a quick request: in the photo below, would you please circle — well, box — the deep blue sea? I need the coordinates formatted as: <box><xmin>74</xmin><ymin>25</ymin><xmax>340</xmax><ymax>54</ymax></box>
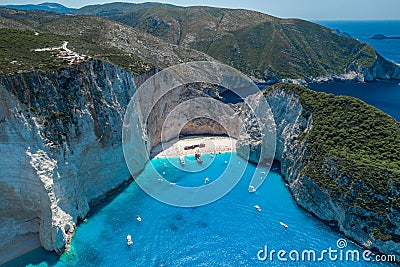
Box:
<box><xmin>315</xmin><ymin>20</ymin><xmax>400</xmax><ymax>64</ymax></box>
<box><xmin>310</xmin><ymin>21</ymin><xmax>400</xmax><ymax>121</ymax></box>
<box><xmin>3</xmin><ymin>153</ymin><xmax>396</xmax><ymax>266</ymax></box>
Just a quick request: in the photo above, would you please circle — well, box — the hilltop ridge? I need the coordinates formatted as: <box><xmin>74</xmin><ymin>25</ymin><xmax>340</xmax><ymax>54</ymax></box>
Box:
<box><xmin>1</xmin><ymin>4</ymin><xmax>400</xmax><ymax>82</ymax></box>
<box><xmin>0</xmin><ymin>2</ymin><xmax>76</xmax><ymax>14</ymax></box>
<box><xmin>76</xmin><ymin>2</ymin><xmax>378</xmax><ymax>80</ymax></box>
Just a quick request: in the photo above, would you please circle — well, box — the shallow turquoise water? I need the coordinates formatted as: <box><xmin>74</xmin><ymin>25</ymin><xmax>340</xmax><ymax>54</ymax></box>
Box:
<box><xmin>3</xmin><ymin>153</ymin><xmax>395</xmax><ymax>266</ymax></box>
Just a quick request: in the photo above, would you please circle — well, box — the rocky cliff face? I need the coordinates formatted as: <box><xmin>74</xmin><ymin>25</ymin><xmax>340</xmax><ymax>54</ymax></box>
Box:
<box><xmin>282</xmin><ymin>54</ymin><xmax>400</xmax><ymax>85</ymax></box>
<box><xmin>363</xmin><ymin>54</ymin><xmax>400</xmax><ymax>81</ymax></box>
<box><xmin>0</xmin><ymin>60</ymin><xmax>155</xmax><ymax>253</ymax></box>
<box><xmin>242</xmin><ymin>88</ymin><xmax>399</xmax><ymax>260</ymax></box>
<box><xmin>1</xmin><ymin>60</ymin><xmax>398</xmax><ymax>261</ymax></box>
<box><xmin>0</xmin><ymin>60</ymin><xmax>241</xmax><ymax>255</ymax></box>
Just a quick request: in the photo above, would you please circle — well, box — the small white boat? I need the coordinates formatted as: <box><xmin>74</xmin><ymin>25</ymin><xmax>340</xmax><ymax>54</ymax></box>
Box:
<box><xmin>249</xmin><ymin>185</ymin><xmax>256</xmax><ymax>192</ymax></box>
<box><xmin>180</xmin><ymin>156</ymin><xmax>185</xmax><ymax>165</ymax></box>
<box><xmin>279</xmin><ymin>222</ymin><xmax>288</xmax><ymax>228</ymax></box>
<box><xmin>204</xmin><ymin>177</ymin><xmax>210</xmax><ymax>184</ymax></box>
<box><xmin>254</xmin><ymin>205</ymin><xmax>261</xmax><ymax>211</ymax></box>
<box><xmin>136</xmin><ymin>215</ymin><xmax>142</xmax><ymax>222</ymax></box>
<box><xmin>261</xmin><ymin>171</ymin><xmax>266</xmax><ymax>174</ymax></box>
<box><xmin>126</xmin><ymin>234</ymin><xmax>133</xmax><ymax>245</ymax></box>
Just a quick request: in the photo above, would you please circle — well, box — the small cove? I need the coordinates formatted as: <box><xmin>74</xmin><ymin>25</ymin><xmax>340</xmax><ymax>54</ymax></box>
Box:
<box><xmin>3</xmin><ymin>152</ymin><xmax>395</xmax><ymax>266</ymax></box>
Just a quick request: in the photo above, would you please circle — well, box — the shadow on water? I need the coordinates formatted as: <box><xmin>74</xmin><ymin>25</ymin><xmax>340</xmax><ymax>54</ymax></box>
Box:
<box><xmin>1</xmin><ymin>247</ymin><xmax>59</xmax><ymax>267</ymax></box>
<box><xmin>0</xmin><ymin>175</ymin><xmax>137</xmax><ymax>267</ymax></box>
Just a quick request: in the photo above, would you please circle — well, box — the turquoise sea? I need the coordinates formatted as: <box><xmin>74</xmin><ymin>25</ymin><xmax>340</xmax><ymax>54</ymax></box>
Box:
<box><xmin>3</xmin><ymin>153</ymin><xmax>396</xmax><ymax>266</ymax></box>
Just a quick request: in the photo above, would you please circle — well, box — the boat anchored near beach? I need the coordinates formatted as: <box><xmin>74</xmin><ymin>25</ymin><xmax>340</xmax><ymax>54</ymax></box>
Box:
<box><xmin>180</xmin><ymin>155</ymin><xmax>185</xmax><ymax>165</ymax></box>
<box><xmin>195</xmin><ymin>153</ymin><xmax>203</xmax><ymax>163</ymax></box>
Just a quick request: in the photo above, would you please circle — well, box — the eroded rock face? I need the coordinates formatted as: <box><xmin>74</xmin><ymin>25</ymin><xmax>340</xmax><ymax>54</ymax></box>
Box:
<box><xmin>0</xmin><ymin>60</ymin><xmax>154</xmax><ymax>252</ymax></box>
<box><xmin>363</xmin><ymin>54</ymin><xmax>400</xmax><ymax>81</ymax></box>
<box><xmin>0</xmin><ymin>61</ymin><xmax>241</xmax><ymax>254</ymax></box>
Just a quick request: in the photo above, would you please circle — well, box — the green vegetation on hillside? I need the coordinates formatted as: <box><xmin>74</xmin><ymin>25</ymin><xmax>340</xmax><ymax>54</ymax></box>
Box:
<box><xmin>77</xmin><ymin>3</ymin><xmax>378</xmax><ymax>79</ymax></box>
<box><xmin>67</xmin><ymin>40</ymin><xmax>154</xmax><ymax>75</ymax></box>
<box><xmin>0</xmin><ymin>29</ymin><xmax>68</xmax><ymax>74</ymax></box>
<box><xmin>197</xmin><ymin>20</ymin><xmax>377</xmax><ymax>78</ymax></box>
<box><xmin>0</xmin><ymin>28</ymin><xmax>153</xmax><ymax>75</ymax></box>
<box><xmin>265</xmin><ymin>83</ymin><xmax>400</xmax><ymax>240</ymax></box>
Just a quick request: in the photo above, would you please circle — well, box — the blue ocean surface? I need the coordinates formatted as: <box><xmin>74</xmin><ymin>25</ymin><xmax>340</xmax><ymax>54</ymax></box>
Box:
<box><xmin>307</xmin><ymin>80</ymin><xmax>400</xmax><ymax>121</ymax></box>
<box><xmin>315</xmin><ymin>20</ymin><xmax>400</xmax><ymax>64</ymax></box>
<box><xmin>309</xmin><ymin>21</ymin><xmax>400</xmax><ymax>121</ymax></box>
<box><xmin>3</xmin><ymin>153</ymin><xmax>396</xmax><ymax>266</ymax></box>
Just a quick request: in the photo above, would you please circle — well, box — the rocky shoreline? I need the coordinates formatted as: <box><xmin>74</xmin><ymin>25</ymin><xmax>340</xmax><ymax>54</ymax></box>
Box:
<box><xmin>256</xmin><ymin>53</ymin><xmax>400</xmax><ymax>86</ymax></box>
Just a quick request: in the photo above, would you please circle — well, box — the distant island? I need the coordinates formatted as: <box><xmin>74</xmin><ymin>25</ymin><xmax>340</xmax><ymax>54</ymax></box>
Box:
<box><xmin>370</xmin><ymin>34</ymin><xmax>400</xmax><ymax>40</ymax></box>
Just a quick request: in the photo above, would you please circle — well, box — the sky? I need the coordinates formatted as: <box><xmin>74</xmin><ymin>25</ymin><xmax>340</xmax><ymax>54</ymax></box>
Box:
<box><xmin>2</xmin><ymin>0</ymin><xmax>400</xmax><ymax>20</ymax></box>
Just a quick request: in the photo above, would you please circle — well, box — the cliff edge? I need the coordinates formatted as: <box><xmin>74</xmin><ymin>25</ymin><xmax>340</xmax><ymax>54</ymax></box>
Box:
<box><xmin>0</xmin><ymin>60</ymin><xmax>154</xmax><ymax>254</ymax></box>
<box><xmin>241</xmin><ymin>83</ymin><xmax>400</xmax><ymax>259</ymax></box>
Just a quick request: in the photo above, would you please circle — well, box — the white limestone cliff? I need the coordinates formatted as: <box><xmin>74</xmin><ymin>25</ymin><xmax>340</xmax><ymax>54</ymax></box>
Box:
<box><xmin>0</xmin><ymin>60</ymin><xmax>154</xmax><ymax>253</ymax></box>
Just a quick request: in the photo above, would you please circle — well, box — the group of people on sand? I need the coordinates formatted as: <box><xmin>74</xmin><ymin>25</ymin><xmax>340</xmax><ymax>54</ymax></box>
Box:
<box><xmin>126</xmin><ymin>215</ymin><xmax>142</xmax><ymax>246</ymax></box>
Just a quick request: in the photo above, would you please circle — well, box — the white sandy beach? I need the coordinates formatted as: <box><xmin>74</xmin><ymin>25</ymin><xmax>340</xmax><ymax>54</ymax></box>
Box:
<box><xmin>151</xmin><ymin>136</ymin><xmax>237</xmax><ymax>158</ymax></box>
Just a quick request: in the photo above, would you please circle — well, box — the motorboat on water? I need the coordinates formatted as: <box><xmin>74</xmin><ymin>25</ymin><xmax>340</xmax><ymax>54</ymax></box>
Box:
<box><xmin>249</xmin><ymin>185</ymin><xmax>256</xmax><ymax>192</ymax></box>
<box><xmin>254</xmin><ymin>205</ymin><xmax>261</xmax><ymax>211</ymax></box>
<box><xmin>126</xmin><ymin>234</ymin><xmax>133</xmax><ymax>245</ymax></box>
<box><xmin>180</xmin><ymin>155</ymin><xmax>185</xmax><ymax>165</ymax></box>
<box><xmin>279</xmin><ymin>222</ymin><xmax>288</xmax><ymax>228</ymax></box>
